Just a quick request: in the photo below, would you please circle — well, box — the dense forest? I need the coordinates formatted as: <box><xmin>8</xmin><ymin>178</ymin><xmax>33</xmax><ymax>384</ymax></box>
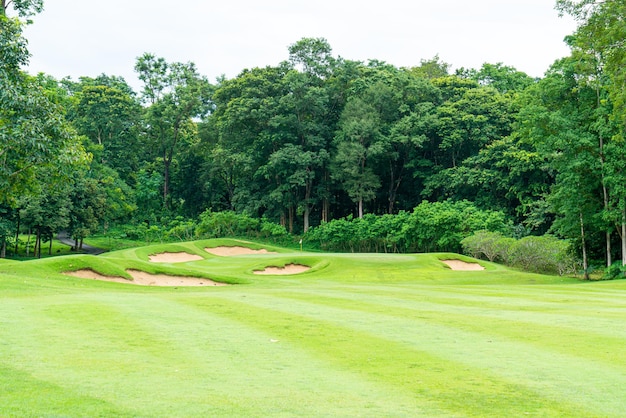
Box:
<box><xmin>2</xmin><ymin>1</ymin><xmax>626</xmax><ymax>277</ymax></box>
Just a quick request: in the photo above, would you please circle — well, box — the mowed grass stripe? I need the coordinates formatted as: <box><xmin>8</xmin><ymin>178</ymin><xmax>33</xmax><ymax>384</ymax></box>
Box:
<box><xmin>322</xmin><ymin>282</ymin><xmax>626</xmax><ymax>312</ymax></box>
<box><xmin>273</xmin><ymin>287</ymin><xmax>626</xmax><ymax>377</ymax></box>
<box><xmin>304</xmin><ymin>283</ymin><xmax>626</xmax><ymax>345</ymax></box>
<box><xmin>1</xmin><ymin>296</ymin><xmax>242</xmax><ymax>417</ymax></box>
<box><xmin>0</xmin><ymin>293</ymin><xmax>438</xmax><ymax>417</ymax></box>
<box><xmin>278</xmin><ymin>285</ymin><xmax>626</xmax><ymax>344</ymax></box>
<box><xmin>0</xmin><ymin>365</ymin><xmax>135</xmax><ymax>417</ymax></box>
<box><xmin>194</xmin><ymin>289</ymin><xmax>625</xmax><ymax>417</ymax></box>
<box><xmin>179</xmin><ymin>294</ymin><xmax>587</xmax><ymax>417</ymax></box>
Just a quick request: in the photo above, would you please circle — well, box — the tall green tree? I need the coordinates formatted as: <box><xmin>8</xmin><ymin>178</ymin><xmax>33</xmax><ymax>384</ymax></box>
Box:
<box><xmin>409</xmin><ymin>55</ymin><xmax>450</xmax><ymax>80</ymax></box>
<box><xmin>210</xmin><ymin>65</ymin><xmax>288</xmax><ymax>216</ymax></box>
<box><xmin>66</xmin><ymin>75</ymin><xmax>142</xmax><ymax>183</ymax></box>
<box><xmin>557</xmin><ymin>0</ymin><xmax>626</xmax><ymax>269</ymax></box>
<box><xmin>267</xmin><ymin>70</ymin><xmax>331</xmax><ymax>231</ymax></box>
<box><xmin>67</xmin><ymin>172</ymin><xmax>107</xmax><ymax>250</ymax></box>
<box><xmin>333</xmin><ymin>97</ymin><xmax>382</xmax><ymax>218</ymax></box>
<box><xmin>288</xmin><ymin>37</ymin><xmax>335</xmax><ymax>79</ymax></box>
<box><xmin>1</xmin><ymin>0</ymin><xmax>43</xmax><ymax>17</ymax></box>
<box><xmin>135</xmin><ymin>53</ymin><xmax>213</xmax><ymax>209</ymax></box>
<box><xmin>517</xmin><ymin>57</ymin><xmax>609</xmax><ymax>275</ymax></box>
<box><xmin>19</xmin><ymin>179</ymin><xmax>71</xmax><ymax>257</ymax></box>
<box><xmin>1</xmin><ymin>6</ymin><xmax>86</xmax><ymax>207</ymax></box>
<box><xmin>458</xmin><ymin>62</ymin><xmax>534</xmax><ymax>94</ymax></box>
<box><xmin>424</xmin><ymin>84</ymin><xmax>516</xmax><ymax>206</ymax></box>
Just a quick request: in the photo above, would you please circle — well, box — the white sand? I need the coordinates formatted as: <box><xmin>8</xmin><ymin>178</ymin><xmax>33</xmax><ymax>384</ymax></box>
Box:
<box><xmin>64</xmin><ymin>269</ymin><xmax>128</xmax><ymax>284</ymax></box>
<box><xmin>253</xmin><ymin>264</ymin><xmax>310</xmax><ymax>275</ymax></box>
<box><xmin>205</xmin><ymin>246</ymin><xmax>277</xmax><ymax>256</ymax></box>
<box><xmin>441</xmin><ymin>260</ymin><xmax>485</xmax><ymax>271</ymax></box>
<box><xmin>148</xmin><ymin>252</ymin><xmax>204</xmax><ymax>263</ymax></box>
<box><xmin>64</xmin><ymin>268</ymin><xmax>226</xmax><ymax>286</ymax></box>
<box><xmin>126</xmin><ymin>269</ymin><xmax>227</xmax><ymax>286</ymax></box>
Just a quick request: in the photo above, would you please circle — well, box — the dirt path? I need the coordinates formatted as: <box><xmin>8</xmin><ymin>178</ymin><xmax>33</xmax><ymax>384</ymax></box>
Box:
<box><xmin>57</xmin><ymin>231</ymin><xmax>106</xmax><ymax>255</ymax></box>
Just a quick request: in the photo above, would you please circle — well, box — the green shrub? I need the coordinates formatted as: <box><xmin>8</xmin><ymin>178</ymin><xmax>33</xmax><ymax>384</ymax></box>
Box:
<box><xmin>507</xmin><ymin>235</ymin><xmax>576</xmax><ymax>275</ymax></box>
<box><xmin>306</xmin><ymin>201</ymin><xmax>511</xmax><ymax>254</ymax></box>
<box><xmin>259</xmin><ymin>218</ymin><xmax>288</xmax><ymax>237</ymax></box>
<box><xmin>164</xmin><ymin>217</ymin><xmax>196</xmax><ymax>241</ymax></box>
<box><xmin>602</xmin><ymin>262</ymin><xmax>626</xmax><ymax>280</ymax></box>
<box><xmin>402</xmin><ymin>200</ymin><xmax>511</xmax><ymax>253</ymax></box>
<box><xmin>461</xmin><ymin>230</ymin><xmax>514</xmax><ymax>262</ymax></box>
<box><xmin>195</xmin><ymin>210</ymin><xmax>286</xmax><ymax>240</ymax></box>
<box><xmin>196</xmin><ymin>210</ymin><xmax>260</xmax><ymax>238</ymax></box>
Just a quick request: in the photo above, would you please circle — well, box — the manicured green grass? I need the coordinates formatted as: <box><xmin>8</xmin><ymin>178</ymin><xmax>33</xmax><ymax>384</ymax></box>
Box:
<box><xmin>7</xmin><ymin>234</ymin><xmax>76</xmax><ymax>259</ymax></box>
<box><xmin>1</xmin><ymin>238</ymin><xmax>625</xmax><ymax>416</ymax></box>
<box><xmin>83</xmin><ymin>234</ymin><xmax>150</xmax><ymax>252</ymax></box>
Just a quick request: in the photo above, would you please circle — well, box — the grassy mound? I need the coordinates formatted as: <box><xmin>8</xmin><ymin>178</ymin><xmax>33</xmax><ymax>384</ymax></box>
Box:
<box><xmin>1</xmin><ymin>239</ymin><xmax>625</xmax><ymax>416</ymax></box>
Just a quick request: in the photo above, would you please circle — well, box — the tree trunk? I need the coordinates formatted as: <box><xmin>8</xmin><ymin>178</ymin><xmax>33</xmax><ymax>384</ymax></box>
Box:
<box><xmin>606</xmin><ymin>231</ymin><xmax>612</xmax><ymax>267</ymax></box>
<box><xmin>26</xmin><ymin>228</ymin><xmax>31</xmax><ymax>257</ymax></box>
<box><xmin>288</xmin><ymin>206</ymin><xmax>294</xmax><ymax>234</ymax></box>
<box><xmin>163</xmin><ymin>156</ymin><xmax>170</xmax><ymax>209</ymax></box>
<box><xmin>303</xmin><ymin>204</ymin><xmax>310</xmax><ymax>232</ymax></box>
<box><xmin>600</xmin><ymin>147</ymin><xmax>611</xmax><ymax>267</ymax></box>
<box><xmin>36</xmin><ymin>228</ymin><xmax>42</xmax><ymax>259</ymax></box>
<box><xmin>388</xmin><ymin>163</ymin><xmax>396</xmax><ymax>214</ymax></box>
<box><xmin>303</xmin><ymin>176</ymin><xmax>312</xmax><ymax>233</ymax></box>
<box><xmin>580</xmin><ymin>211</ymin><xmax>589</xmax><ymax>280</ymax></box>
<box><xmin>597</xmin><ymin>81</ymin><xmax>612</xmax><ymax>267</ymax></box>
<box><xmin>322</xmin><ymin>170</ymin><xmax>330</xmax><ymax>223</ymax></box>
<box><xmin>14</xmin><ymin>214</ymin><xmax>20</xmax><ymax>255</ymax></box>
<box><xmin>622</xmin><ymin>209</ymin><xmax>626</xmax><ymax>276</ymax></box>
<box><xmin>388</xmin><ymin>162</ymin><xmax>403</xmax><ymax>215</ymax></box>
<box><xmin>358</xmin><ymin>197</ymin><xmax>363</xmax><ymax>219</ymax></box>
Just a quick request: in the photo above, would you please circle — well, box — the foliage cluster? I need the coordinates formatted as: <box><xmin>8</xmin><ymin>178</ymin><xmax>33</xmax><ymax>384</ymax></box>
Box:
<box><xmin>108</xmin><ymin>211</ymin><xmax>288</xmax><ymax>247</ymax></box>
<box><xmin>305</xmin><ymin>200</ymin><xmax>511</xmax><ymax>253</ymax></box>
<box><xmin>461</xmin><ymin>230</ymin><xmax>579</xmax><ymax>275</ymax></box>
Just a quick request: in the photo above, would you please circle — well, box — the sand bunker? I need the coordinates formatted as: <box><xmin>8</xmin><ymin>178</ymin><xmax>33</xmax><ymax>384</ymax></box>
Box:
<box><xmin>148</xmin><ymin>252</ymin><xmax>204</xmax><ymax>263</ymax></box>
<box><xmin>205</xmin><ymin>246</ymin><xmax>277</xmax><ymax>256</ymax></box>
<box><xmin>441</xmin><ymin>260</ymin><xmax>485</xmax><ymax>271</ymax></box>
<box><xmin>126</xmin><ymin>270</ymin><xmax>226</xmax><ymax>286</ymax></box>
<box><xmin>64</xmin><ymin>269</ymin><xmax>128</xmax><ymax>284</ymax></box>
<box><xmin>253</xmin><ymin>264</ymin><xmax>310</xmax><ymax>275</ymax></box>
<box><xmin>64</xmin><ymin>269</ymin><xmax>226</xmax><ymax>286</ymax></box>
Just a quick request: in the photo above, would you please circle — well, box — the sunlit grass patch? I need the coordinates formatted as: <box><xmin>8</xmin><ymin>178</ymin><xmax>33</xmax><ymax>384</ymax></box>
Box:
<box><xmin>0</xmin><ymin>239</ymin><xmax>623</xmax><ymax>416</ymax></box>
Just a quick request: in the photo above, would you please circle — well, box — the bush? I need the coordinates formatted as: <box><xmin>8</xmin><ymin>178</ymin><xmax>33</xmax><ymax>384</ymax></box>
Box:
<box><xmin>196</xmin><ymin>210</ymin><xmax>260</xmax><ymax>238</ymax></box>
<box><xmin>507</xmin><ymin>235</ymin><xmax>576</xmax><ymax>275</ymax></box>
<box><xmin>461</xmin><ymin>230</ymin><xmax>513</xmax><ymax>262</ymax></box>
<box><xmin>259</xmin><ymin>218</ymin><xmax>288</xmax><ymax>237</ymax></box>
<box><xmin>461</xmin><ymin>230</ymin><xmax>579</xmax><ymax>275</ymax></box>
<box><xmin>306</xmin><ymin>201</ymin><xmax>511</xmax><ymax>254</ymax></box>
<box><xmin>165</xmin><ymin>217</ymin><xmax>197</xmax><ymax>241</ymax></box>
<box><xmin>195</xmin><ymin>210</ymin><xmax>286</xmax><ymax>240</ymax></box>
<box><xmin>602</xmin><ymin>262</ymin><xmax>626</xmax><ymax>280</ymax></box>
<box><xmin>402</xmin><ymin>200</ymin><xmax>511</xmax><ymax>253</ymax></box>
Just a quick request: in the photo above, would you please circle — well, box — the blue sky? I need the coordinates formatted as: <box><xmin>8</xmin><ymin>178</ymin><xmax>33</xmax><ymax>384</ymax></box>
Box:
<box><xmin>22</xmin><ymin>0</ymin><xmax>577</xmax><ymax>90</ymax></box>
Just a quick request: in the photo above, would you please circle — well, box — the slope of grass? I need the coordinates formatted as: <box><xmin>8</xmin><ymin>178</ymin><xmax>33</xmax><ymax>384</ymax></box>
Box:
<box><xmin>1</xmin><ymin>239</ymin><xmax>625</xmax><ymax>417</ymax></box>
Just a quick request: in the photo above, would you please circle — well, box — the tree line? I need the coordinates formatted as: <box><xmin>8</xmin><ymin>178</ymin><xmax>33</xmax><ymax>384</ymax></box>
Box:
<box><xmin>1</xmin><ymin>0</ymin><xmax>626</xmax><ymax>277</ymax></box>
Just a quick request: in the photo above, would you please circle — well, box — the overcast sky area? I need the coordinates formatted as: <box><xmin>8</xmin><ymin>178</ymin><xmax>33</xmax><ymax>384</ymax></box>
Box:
<box><xmin>21</xmin><ymin>0</ymin><xmax>578</xmax><ymax>91</ymax></box>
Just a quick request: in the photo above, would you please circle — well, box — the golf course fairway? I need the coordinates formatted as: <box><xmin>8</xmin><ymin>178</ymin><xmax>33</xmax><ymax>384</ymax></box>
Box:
<box><xmin>1</xmin><ymin>238</ymin><xmax>625</xmax><ymax>417</ymax></box>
